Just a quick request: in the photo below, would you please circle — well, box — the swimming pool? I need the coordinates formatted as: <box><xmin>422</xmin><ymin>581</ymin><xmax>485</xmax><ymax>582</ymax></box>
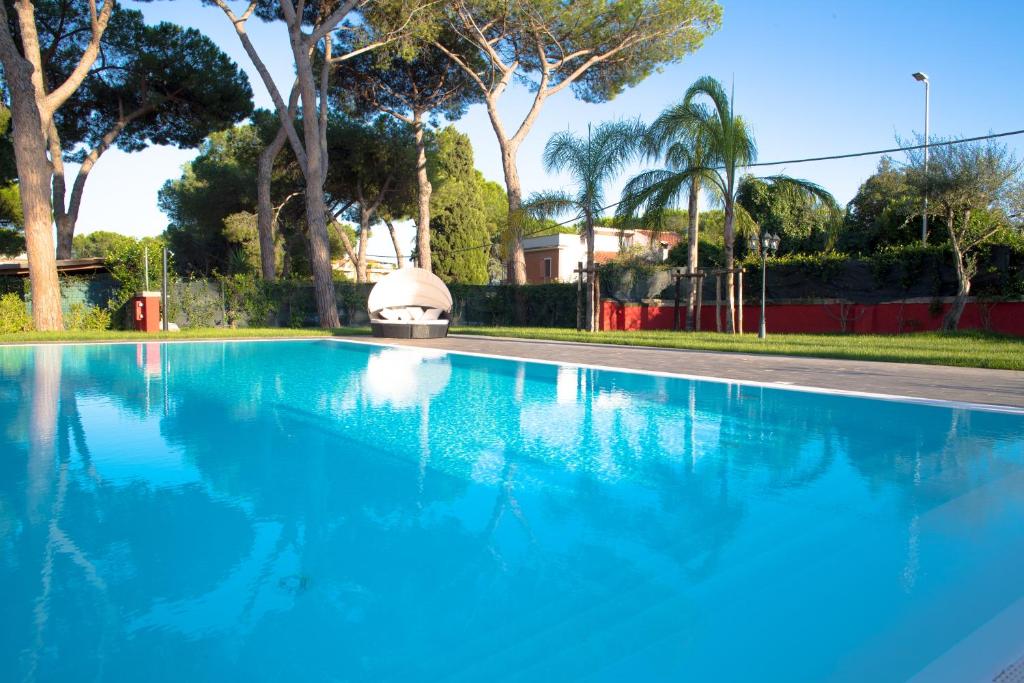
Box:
<box><xmin>1</xmin><ymin>339</ymin><xmax>1022</xmax><ymax>681</ymax></box>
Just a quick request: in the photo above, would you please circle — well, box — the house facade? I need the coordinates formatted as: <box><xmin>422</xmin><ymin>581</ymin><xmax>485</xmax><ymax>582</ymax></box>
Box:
<box><xmin>332</xmin><ymin>257</ymin><xmax>396</xmax><ymax>283</ymax></box>
<box><xmin>519</xmin><ymin>227</ymin><xmax>679</xmax><ymax>283</ymax></box>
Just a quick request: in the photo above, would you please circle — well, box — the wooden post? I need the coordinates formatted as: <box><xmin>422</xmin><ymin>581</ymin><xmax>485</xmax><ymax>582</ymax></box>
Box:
<box><xmin>737</xmin><ymin>269</ymin><xmax>744</xmax><ymax>334</ymax></box>
<box><xmin>673</xmin><ymin>274</ymin><xmax>681</xmax><ymax>331</ymax></box>
<box><xmin>695</xmin><ymin>273</ymin><xmax>703</xmax><ymax>331</ymax></box>
<box><xmin>575</xmin><ymin>261</ymin><xmax>583</xmax><ymax>331</ymax></box>
<box><xmin>715</xmin><ymin>274</ymin><xmax>722</xmax><ymax>332</ymax></box>
<box><xmin>592</xmin><ymin>269</ymin><xmax>601</xmax><ymax>332</ymax></box>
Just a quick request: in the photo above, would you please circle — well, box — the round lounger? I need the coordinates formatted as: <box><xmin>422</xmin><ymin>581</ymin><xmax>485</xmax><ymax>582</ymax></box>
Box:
<box><xmin>366</xmin><ymin>267</ymin><xmax>453</xmax><ymax>339</ymax></box>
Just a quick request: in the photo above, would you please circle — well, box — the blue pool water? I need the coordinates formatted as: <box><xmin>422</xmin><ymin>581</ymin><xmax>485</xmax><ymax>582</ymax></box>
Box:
<box><xmin>1</xmin><ymin>340</ymin><xmax>1023</xmax><ymax>682</ymax></box>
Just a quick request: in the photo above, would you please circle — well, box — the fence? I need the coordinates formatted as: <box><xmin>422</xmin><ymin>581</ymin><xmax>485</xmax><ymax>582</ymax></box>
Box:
<box><xmin>1</xmin><ymin>274</ymin><xmax>579</xmax><ymax>330</ymax></box>
<box><xmin>601</xmin><ymin>298</ymin><xmax>1024</xmax><ymax>336</ymax></box>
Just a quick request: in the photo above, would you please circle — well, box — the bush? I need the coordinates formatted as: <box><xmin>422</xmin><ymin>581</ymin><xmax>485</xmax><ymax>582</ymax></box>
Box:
<box><xmin>105</xmin><ymin>237</ymin><xmax>168</xmax><ymax>325</ymax></box>
<box><xmin>666</xmin><ymin>239</ymin><xmax>724</xmax><ymax>268</ymax></box>
<box><xmin>222</xmin><ymin>273</ymin><xmax>272</xmax><ymax>327</ymax></box>
<box><xmin>741</xmin><ymin>251</ymin><xmax>850</xmax><ymax>282</ymax></box>
<box><xmin>64</xmin><ymin>302</ymin><xmax>111</xmax><ymax>331</ymax></box>
<box><xmin>0</xmin><ymin>293</ymin><xmax>32</xmax><ymax>333</ymax></box>
<box><xmin>868</xmin><ymin>243</ymin><xmax>949</xmax><ymax>292</ymax></box>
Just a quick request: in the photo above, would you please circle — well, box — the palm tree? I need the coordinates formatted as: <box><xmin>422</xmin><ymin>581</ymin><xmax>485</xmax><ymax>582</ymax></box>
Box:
<box><xmin>525</xmin><ymin>120</ymin><xmax>642</xmax><ymax>331</ymax></box>
<box><xmin>617</xmin><ymin>76</ymin><xmax>754</xmax><ymax>331</ymax></box>
<box><xmin>620</xmin><ymin>76</ymin><xmax>838</xmax><ymax>332</ymax></box>
<box><xmin>619</xmin><ymin>101</ymin><xmax>719</xmax><ymax>330</ymax></box>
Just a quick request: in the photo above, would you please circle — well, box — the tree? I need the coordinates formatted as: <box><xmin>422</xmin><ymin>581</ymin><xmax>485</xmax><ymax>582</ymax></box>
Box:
<box><xmin>839</xmin><ymin>157</ymin><xmax>919</xmax><ymax>254</ymax></box>
<box><xmin>620</xmin><ymin>100</ymin><xmax>718</xmax><ymax>329</ymax></box>
<box><xmin>736</xmin><ymin>174</ymin><xmax>840</xmax><ymax>254</ymax></box>
<box><xmin>159</xmin><ymin>125</ymin><xmax>263</xmax><ymax>274</ymax></box>
<box><xmin>906</xmin><ymin>139</ymin><xmax>1022</xmax><ymax>330</ymax></box>
<box><xmin>478</xmin><ymin>173</ymin><xmax>507</xmax><ymax>280</ymax></box>
<box><xmin>71</xmin><ymin>229</ymin><xmax>134</xmax><ymax>258</ymax></box>
<box><xmin>333</xmin><ymin>28</ymin><xmax>481</xmax><ymax>272</ymax></box>
<box><xmin>435</xmin><ymin>0</ymin><xmax>721</xmax><ymax>284</ymax></box>
<box><xmin>525</xmin><ymin>121</ymin><xmax>642</xmax><ymax>330</ymax></box>
<box><xmin>205</xmin><ymin>0</ymin><xmax>433</xmax><ymax>327</ymax></box>
<box><xmin>618</xmin><ymin>77</ymin><xmax>754</xmax><ymax>332</ymax></box>
<box><xmin>0</xmin><ymin>0</ymin><xmax>115</xmax><ymax>330</ymax></box>
<box><xmin>326</xmin><ymin>115</ymin><xmax>416</xmax><ymax>282</ymax></box>
<box><xmin>429</xmin><ymin>126</ymin><xmax>489</xmax><ymax>284</ymax></box>
<box><xmin>37</xmin><ymin>5</ymin><xmax>254</xmax><ymax>257</ymax></box>
<box><xmin>0</xmin><ymin>100</ymin><xmax>24</xmax><ymax>254</ymax></box>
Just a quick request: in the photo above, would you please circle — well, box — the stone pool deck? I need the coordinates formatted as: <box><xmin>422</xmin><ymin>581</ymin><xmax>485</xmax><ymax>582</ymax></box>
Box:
<box><xmin>348</xmin><ymin>334</ymin><xmax>1024</xmax><ymax>411</ymax></box>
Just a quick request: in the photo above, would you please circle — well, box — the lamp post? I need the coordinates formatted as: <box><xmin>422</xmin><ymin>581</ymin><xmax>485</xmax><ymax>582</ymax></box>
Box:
<box><xmin>912</xmin><ymin>71</ymin><xmax>929</xmax><ymax>244</ymax></box>
<box><xmin>749</xmin><ymin>233</ymin><xmax>780</xmax><ymax>339</ymax></box>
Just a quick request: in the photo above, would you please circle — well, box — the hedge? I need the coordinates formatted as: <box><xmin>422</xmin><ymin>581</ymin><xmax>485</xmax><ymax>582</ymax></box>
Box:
<box><xmin>600</xmin><ymin>243</ymin><xmax>1024</xmax><ymax>303</ymax></box>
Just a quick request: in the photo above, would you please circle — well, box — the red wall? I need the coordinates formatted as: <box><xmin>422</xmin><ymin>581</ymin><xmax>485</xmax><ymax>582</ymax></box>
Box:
<box><xmin>600</xmin><ymin>300</ymin><xmax>1024</xmax><ymax>336</ymax></box>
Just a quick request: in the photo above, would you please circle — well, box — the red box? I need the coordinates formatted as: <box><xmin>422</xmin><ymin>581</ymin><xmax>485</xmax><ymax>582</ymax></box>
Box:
<box><xmin>132</xmin><ymin>291</ymin><xmax>162</xmax><ymax>332</ymax></box>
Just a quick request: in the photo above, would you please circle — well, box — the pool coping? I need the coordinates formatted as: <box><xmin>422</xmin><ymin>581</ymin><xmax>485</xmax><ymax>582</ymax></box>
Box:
<box><xmin>327</xmin><ymin>337</ymin><xmax>1024</xmax><ymax>415</ymax></box>
<box><xmin>4</xmin><ymin>335</ymin><xmax>1022</xmax><ymax>415</ymax></box>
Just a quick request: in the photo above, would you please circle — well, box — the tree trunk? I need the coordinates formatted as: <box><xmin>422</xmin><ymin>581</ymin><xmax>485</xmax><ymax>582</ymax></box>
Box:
<box><xmin>585</xmin><ymin>214</ymin><xmax>596</xmax><ymax>332</ymax></box>
<box><xmin>1</xmin><ymin>54</ymin><xmax>62</xmax><ymax>329</ymax></box>
<box><xmin>500</xmin><ymin>142</ymin><xmax>527</xmax><ymax>284</ymax></box>
<box><xmin>357</xmin><ymin>204</ymin><xmax>371</xmax><ymax>283</ymax></box>
<box><xmin>257</xmin><ymin>125</ymin><xmax>289</xmax><ymax>282</ymax></box>
<box><xmin>293</xmin><ymin>38</ymin><xmax>338</xmax><ymax>328</ymax></box>
<box><xmin>685</xmin><ymin>183</ymin><xmax>701</xmax><ymax>331</ymax></box>
<box><xmin>55</xmin><ymin>214</ymin><xmax>74</xmax><ymax>260</ymax></box>
<box><xmin>48</xmin><ymin>123</ymin><xmax>74</xmax><ymax>259</ymax></box>
<box><xmin>386</xmin><ymin>219</ymin><xmax>404</xmax><ymax>268</ymax></box>
<box><xmin>413</xmin><ymin>112</ymin><xmax>432</xmax><ymax>271</ymax></box>
<box><xmin>942</xmin><ymin>208</ymin><xmax>969</xmax><ymax>331</ymax></box>
<box><xmin>723</xmin><ymin>199</ymin><xmax>736</xmax><ymax>333</ymax></box>
<box><xmin>52</xmin><ymin>105</ymin><xmax>146</xmax><ymax>258</ymax></box>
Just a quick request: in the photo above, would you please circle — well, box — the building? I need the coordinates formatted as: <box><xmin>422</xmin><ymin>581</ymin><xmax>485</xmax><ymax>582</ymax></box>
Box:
<box><xmin>0</xmin><ymin>257</ymin><xmax>109</xmax><ymax>277</ymax></box>
<box><xmin>520</xmin><ymin>227</ymin><xmax>679</xmax><ymax>283</ymax></box>
<box><xmin>332</xmin><ymin>256</ymin><xmax>397</xmax><ymax>283</ymax></box>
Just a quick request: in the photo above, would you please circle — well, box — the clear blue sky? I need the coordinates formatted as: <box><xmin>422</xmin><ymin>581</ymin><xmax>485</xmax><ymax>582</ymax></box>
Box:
<box><xmin>78</xmin><ymin>0</ymin><xmax>1024</xmax><ymax>241</ymax></box>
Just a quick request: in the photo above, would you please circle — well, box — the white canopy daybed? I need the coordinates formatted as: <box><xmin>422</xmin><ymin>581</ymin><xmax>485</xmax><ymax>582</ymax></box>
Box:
<box><xmin>366</xmin><ymin>267</ymin><xmax>453</xmax><ymax>338</ymax></box>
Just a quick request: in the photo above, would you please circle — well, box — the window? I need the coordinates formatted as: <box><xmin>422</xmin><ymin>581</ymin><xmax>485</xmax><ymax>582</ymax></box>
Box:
<box><xmin>543</xmin><ymin>257</ymin><xmax>552</xmax><ymax>280</ymax></box>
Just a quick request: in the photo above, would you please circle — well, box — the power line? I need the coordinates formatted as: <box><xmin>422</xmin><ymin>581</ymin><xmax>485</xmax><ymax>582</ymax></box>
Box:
<box><xmin>369</xmin><ymin>127</ymin><xmax>1024</xmax><ymax>258</ymax></box>
<box><xmin>745</xmin><ymin>128</ymin><xmax>1024</xmax><ymax>168</ymax></box>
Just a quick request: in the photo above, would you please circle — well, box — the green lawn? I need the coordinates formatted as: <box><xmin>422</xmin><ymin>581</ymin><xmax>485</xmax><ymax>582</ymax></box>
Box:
<box><xmin>452</xmin><ymin>326</ymin><xmax>1024</xmax><ymax>371</ymax></box>
<box><xmin>0</xmin><ymin>327</ymin><xmax>370</xmax><ymax>344</ymax></box>
<box><xmin>3</xmin><ymin>325</ymin><xmax>1021</xmax><ymax>371</ymax></box>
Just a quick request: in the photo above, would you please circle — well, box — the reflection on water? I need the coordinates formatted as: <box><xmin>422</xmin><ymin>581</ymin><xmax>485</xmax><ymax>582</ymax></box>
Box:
<box><xmin>1</xmin><ymin>340</ymin><xmax>1023</xmax><ymax>682</ymax></box>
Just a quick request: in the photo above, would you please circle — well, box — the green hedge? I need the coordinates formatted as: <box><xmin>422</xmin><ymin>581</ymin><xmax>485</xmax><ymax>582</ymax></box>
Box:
<box><xmin>602</xmin><ymin>243</ymin><xmax>1024</xmax><ymax>303</ymax></box>
<box><xmin>204</xmin><ymin>277</ymin><xmax>577</xmax><ymax>328</ymax></box>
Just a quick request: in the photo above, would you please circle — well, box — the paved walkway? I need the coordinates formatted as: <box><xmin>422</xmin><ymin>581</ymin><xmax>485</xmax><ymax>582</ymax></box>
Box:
<box><xmin>349</xmin><ymin>334</ymin><xmax>1024</xmax><ymax>410</ymax></box>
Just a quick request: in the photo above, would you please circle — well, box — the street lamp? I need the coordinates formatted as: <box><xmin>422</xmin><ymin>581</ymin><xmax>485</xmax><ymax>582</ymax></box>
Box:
<box><xmin>749</xmin><ymin>233</ymin><xmax>780</xmax><ymax>339</ymax></box>
<box><xmin>912</xmin><ymin>71</ymin><xmax>930</xmax><ymax>244</ymax></box>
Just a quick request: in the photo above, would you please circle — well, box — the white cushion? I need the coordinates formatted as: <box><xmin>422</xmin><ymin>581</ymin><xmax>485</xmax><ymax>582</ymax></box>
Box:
<box><xmin>420</xmin><ymin>307</ymin><xmax>444</xmax><ymax>321</ymax></box>
<box><xmin>405</xmin><ymin>306</ymin><xmax>424</xmax><ymax>320</ymax></box>
<box><xmin>378</xmin><ymin>307</ymin><xmax>399</xmax><ymax>321</ymax></box>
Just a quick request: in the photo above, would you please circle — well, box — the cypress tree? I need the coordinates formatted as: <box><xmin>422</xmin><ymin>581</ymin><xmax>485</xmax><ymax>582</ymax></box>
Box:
<box><xmin>429</xmin><ymin>127</ymin><xmax>490</xmax><ymax>284</ymax></box>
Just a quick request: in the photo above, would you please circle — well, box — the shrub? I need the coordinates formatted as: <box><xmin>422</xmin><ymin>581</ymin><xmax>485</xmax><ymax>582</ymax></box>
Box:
<box><xmin>65</xmin><ymin>303</ymin><xmax>111</xmax><ymax>331</ymax></box>
<box><xmin>105</xmin><ymin>237</ymin><xmax>169</xmax><ymax>326</ymax></box>
<box><xmin>868</xmin><ymin>243</ymin><xmax>949</xmax><ymax>292</ymax></box>
<box><xmin>222</xmin><ymin>273</ymin><xmax>272</xmax><ymax>327</ymax></box>
<box><xmin>742</xmin><ymin>251</ymin><xmax>849</xmax><ymax>280</ymax></box>
<box><xmin>0</xmin><ymin>293</ymin><xmax>32</xmax><ymax>333</ymax></box>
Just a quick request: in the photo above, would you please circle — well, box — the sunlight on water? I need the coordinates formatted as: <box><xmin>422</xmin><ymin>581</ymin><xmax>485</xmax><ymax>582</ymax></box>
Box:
<box><xmin>1</xmin><ymin>340</ymin><xmax>1022</xmax><ymax>682</ymax></box>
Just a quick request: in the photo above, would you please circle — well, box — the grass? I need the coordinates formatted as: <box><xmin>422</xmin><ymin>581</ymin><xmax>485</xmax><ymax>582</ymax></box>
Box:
<box><xmin>0</xmin><ymin>327</ymin><xmax>371</xmax><ymax>344</ymax></box>
<box><xmin>3</xmin><ymin>324</ymin><xmax>1020</xmax><ymax>371</ymax></box>
<box><xmin>452</xmin><ymin>326</ymin><xmax>1024</xmax><ymax>371</ymax></box>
